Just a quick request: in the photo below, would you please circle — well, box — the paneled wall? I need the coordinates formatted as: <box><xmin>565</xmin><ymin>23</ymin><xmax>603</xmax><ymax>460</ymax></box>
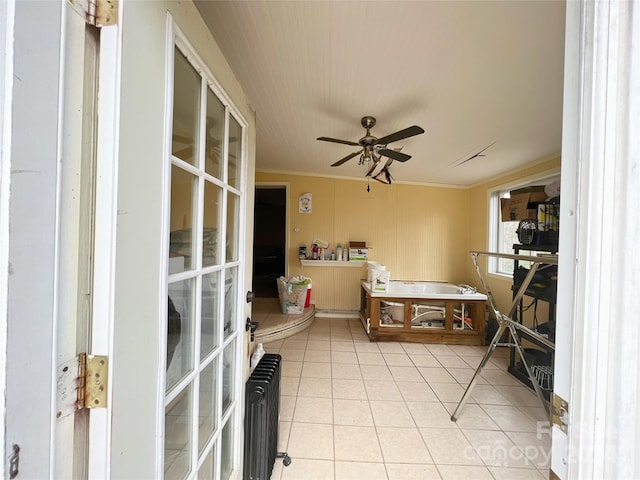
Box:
<box><xmin>467</xmin><ymin>155</ymin><xmax>561</xmax><ymax>317</ymax></box>
<box><xmin>257</xmin><ymin>154</ymin><xmax>561</xmax><ymax>312</ymax></box>
<box><xmin>256</xmin><ymin>172</ymin><xmax>470</xmax><ymax>309</ymax></box>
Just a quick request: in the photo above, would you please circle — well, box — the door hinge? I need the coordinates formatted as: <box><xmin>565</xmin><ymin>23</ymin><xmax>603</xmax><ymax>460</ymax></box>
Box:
<box><xmin>67</xmin><ymin>0</ymin><xmax>118</xmax><ymax>27</ymax></box>
<box><xmin>56</xmin><ymin>353</ymin><xmax>109</xmax><ymax>419</ymax></box>
<box><xmin>551</xmin><ymin>392</ymin><xmax>569</xmax><ymax>433</ymax></box>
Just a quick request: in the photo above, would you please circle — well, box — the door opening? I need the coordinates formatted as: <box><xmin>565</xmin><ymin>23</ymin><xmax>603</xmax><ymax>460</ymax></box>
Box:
<box><xmin>252</xmin><ymin>186</ymin><xmax>287</xmax><ymax>297</ymax></box>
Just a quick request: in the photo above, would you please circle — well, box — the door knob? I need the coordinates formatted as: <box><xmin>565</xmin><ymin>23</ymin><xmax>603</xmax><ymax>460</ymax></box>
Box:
<box><xmin>246</xmin><ymin>291</ymin><xmax>255</xmax><ymax>303</ymax></box>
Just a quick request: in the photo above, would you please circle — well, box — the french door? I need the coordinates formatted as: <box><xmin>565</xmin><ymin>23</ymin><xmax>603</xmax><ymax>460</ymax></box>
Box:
<box><xmin>163</xmin><ymin>27</ymin><xmax>248</xmax><ymax>479</ymax></box>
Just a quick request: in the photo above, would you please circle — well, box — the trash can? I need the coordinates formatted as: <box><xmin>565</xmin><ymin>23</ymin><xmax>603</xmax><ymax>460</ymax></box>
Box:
<box><xmin>277</xmin><ymin>276</ymin><xmax>311</xmax><ymax>314</ymax></box>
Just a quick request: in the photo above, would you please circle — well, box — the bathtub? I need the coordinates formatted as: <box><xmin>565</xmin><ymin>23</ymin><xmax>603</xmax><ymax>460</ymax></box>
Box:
<box><xmin>359</xmin><ymin>280</ymin><xmax>487</xmax><ymax>345</ymax></box>
<box><xmin>361</xmin><ymin>280</ymin><xmax>487</xmax><ymax>301</ymax></box>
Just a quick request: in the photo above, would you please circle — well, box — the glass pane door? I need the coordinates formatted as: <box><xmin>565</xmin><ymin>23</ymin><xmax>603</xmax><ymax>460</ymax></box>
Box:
<box><xmin>165</xmin><ymin>42</ymin><xmax>245</xmax><ymax>480</ymax></box>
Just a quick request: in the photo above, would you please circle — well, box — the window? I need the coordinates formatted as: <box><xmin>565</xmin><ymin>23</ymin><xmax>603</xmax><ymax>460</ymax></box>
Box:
<box><xmin>165</xmin><ymin>35</ymin><xmax>246</xmax><ymax>480</ymax></box>
<box><xmin>488</xmin><ymin>174</ymin><xmax>560</xmax><ymax>276</ymax></box>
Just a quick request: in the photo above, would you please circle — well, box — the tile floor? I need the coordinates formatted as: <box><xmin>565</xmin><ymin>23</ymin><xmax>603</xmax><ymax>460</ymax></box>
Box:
<box><xmin>265</xmin><ymin>317</ymin><xmax>551</xmax><ymax>480</ymax></box>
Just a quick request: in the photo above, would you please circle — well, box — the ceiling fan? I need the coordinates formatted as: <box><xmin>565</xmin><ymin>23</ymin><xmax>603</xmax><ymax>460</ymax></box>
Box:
<box><xmin>317</xmin><ymin>116</ymin><xmax>425</xmax><ymax>181</ymax></box>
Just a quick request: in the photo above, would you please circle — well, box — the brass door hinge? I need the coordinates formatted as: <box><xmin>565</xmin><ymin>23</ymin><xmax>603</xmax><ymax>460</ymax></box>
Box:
<box><xmin>56</xmin><ymin>353</ymin><xmax>108</xmax><ymax>419</ymax></box>
<box><xmin>67</xmin><ymin>0</ymin><xmax>118</xmax><ymax>27</ymax></box>
<box><xmin>551</xmin><ymin>392</ymin><xmax>569</xmax><ymax>433</ymax></box>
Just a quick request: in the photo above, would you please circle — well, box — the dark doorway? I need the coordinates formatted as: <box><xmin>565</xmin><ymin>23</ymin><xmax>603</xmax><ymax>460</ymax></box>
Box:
<box><xmin>252</xmin><ymin>186</ymin><xmax>286</xmax><ymax>297</ymax></box>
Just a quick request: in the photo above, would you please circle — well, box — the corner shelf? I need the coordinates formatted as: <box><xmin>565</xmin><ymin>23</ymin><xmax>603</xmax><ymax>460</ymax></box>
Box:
<box><xmin>300</xmin><ymin>260</ymin><xmax>365</xmax><ymax>268</ymax></box>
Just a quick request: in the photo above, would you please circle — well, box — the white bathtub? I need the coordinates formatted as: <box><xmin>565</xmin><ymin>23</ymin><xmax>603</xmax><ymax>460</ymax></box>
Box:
<box><xmin>361</xmin><ymin>280</ymin><xmax>487</xmax><ymax>301</ymax></box>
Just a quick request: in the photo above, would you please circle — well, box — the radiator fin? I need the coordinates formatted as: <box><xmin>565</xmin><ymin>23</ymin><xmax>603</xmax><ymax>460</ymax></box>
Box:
<box><xmin>243</xmin><ymin>353</ymin><xmax>282</xmax><ymax>480</ymax></box>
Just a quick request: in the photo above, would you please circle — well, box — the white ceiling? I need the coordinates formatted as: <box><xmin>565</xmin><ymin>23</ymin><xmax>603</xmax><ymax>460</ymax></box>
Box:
<box><xmin>195</xmin><ymin>1</ymin><xmax>566</xmax><ymax>187</ymax></box>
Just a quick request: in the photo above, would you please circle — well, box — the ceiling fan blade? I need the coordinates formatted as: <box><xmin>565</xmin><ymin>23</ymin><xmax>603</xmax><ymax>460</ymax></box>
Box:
<box><xmin>375</xmin><ymin>125</ymin><xmax>425</xmax><ymax>146</ymax></box>
<box><xmin>317</xmin><ymin>136</ymin><xmax>360</xmax><ymax>146</ymax></box>
<box><xmin>331</xmin><ymin>150</ymin><xmax>362</xmax><ymax>167</ymax></box>
<box><xmin>378</xmin><ymin>148</ymin><xmax>411</xmax><ymax>162</ymax></box>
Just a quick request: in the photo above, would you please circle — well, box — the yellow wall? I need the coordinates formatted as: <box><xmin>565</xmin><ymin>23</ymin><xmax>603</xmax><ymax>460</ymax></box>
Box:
<box><xmin>256</xmin><ymin>173</ymin><xmax>470</xmax><ymax>309</ymax></box>
<box><xmin>257</xmin><ymin>155</ymin><xmax>560</xmax><ymax>313</ymax></box>
<box><xmin>467</xmin><ymin>155</ymin><xmax>561</xmax><ymax>317</ymax></box>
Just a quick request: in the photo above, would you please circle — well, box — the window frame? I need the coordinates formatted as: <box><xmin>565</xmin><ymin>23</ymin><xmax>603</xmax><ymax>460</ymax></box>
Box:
<box><xmin>487</xmin><ymin>170</ymin><xmax>560</xmax><ymax>278</ymax></box>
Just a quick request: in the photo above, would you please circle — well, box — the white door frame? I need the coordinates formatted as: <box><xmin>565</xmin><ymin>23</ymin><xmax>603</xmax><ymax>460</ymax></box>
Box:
<box><xmin>0</xmin><ymin>1</ymin><xmax>14</xmax><ymax>475</ymax></box>
<box><xmin>553</xmin><ymin>1</ymin><xmax>640</xmax><ymax>478</ymax></box>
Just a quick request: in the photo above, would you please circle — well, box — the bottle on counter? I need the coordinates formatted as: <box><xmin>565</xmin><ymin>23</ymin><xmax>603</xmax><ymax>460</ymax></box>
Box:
<box><xmin>319</xmin><ymin>247</ymin><xmax>325</xmax><ymax>260</ymax></box>
<box><xmin>312</xmin><ymin>244</ymin><xmax>318</xmax><ymax>260</ymax></box>
<box><xmin>336</xmin><ymin>244</ymin><xmax>343</xmax><ymax>261</ymax></box>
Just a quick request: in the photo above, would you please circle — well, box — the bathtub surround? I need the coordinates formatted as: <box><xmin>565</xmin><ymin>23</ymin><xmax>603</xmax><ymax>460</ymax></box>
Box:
<box><xmin>360</xmin><ymin>281</ymin><xmax>487</xmax><ymax>346</ymax></box>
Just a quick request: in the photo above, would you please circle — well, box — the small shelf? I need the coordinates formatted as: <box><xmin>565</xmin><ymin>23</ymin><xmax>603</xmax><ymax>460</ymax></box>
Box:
<box><xmin>300</xmin><ymin>260</ymin><xmax>365</xmax><ymax>267</ymax></box>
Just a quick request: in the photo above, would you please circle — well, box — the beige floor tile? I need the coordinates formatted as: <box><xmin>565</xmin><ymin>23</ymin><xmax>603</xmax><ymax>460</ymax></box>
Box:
<box><xmin>281</xmin><ymin>360</ymin><xmax>303</xmax><ymax>378</ymax></box>
<box><xmin>443</xmin><ymin>402</ymin><xmax>500</xmax><ymax>431</ymax></box>
<box><xmin>480</xmin><ymin>404</ymin><xmax>540</xmax><ymax>433</ymax></box>
<box><xmin>518</xmin><ymin>406</ymin><xmax>549</xmax><ymax>423</ymax></box>
<box><xmin>406</xmin><ymin>401</ymin><xmax>457</xmax><ymax>429</ymax></box>
<box><xmin>280</xmin><ymin>376</ymin><xmax>300</xmax><ymax>396</ymax></box>
<box><xmin>301</xmin><ymin>361</ymin><xmax>332</xmax><ymax>379</ymax></box>
<box><xmin>377</xmin><ymin>426</ymin><xmax>433</xmax><ymax>464</ymax></box>
<box><xmin>418</xmin><ymin>367</ymin><xmax>457</xmax><ymax>383</ymax></box>
<box><xmin>306</xmin><ymin>340</ymin><xmax>331</xmax><ymax>351</ymax></box>
<box><xmin>293</xmin><ymin>397</ymin><xmax>333</xmax><ymax>424</ymax></box>
<box><xmin>480</xmin><ymin>369</ymin><xmax>524</xmax><ymax>386</ymax></box>
<box><xmin>389</xmin><ymin>365</ymin><xmax>424</xmax><ymax>382</ymax></box>
<box><xmin>409</xmin><ymin>354</ymin><xmax>442</xmax><ymax>367</ymax></box>
<box><xmin>354</xmin><ymin>342</ymin><xmax>381</xmax><ymax>353</ymax></box>
<box><xmin>282</xmin><ymin>339</ymin><xmax>308</xmax><ymax>350</ymax></box>
<box><xmin>370</xmin><ymin>400</ymin><xmax>415</xmax><ymax>427</ymax></box>
<box><xmin>286</xmin><ymin>422</ymin><xmax>334</xmax><ymax>460</ymax></box>
<box><xmin>331</xmin><ymin>363</ymin><xmax>362</xmax><ymax>380</ymax></box>
<box><xmin>304</xmin><ymin>349</ymin><xmax>331</xmax><ymax>363</ymax></box>
<box><xmin>351</xmin><ymin>332</ymin><xmax>370</xmax><ymax>343</ymax></box>
<box><xmin>429</xmin><ymin>382</ymin><xmax>466</xmax><ymax>403</ymax></box>
<box><xmin>445</xmin><ymin>367</ymin><xmax>487</xmax><ymax>385</ymax></box>
<box><xmin>360</xmin><ymin>364</ymin><xmax>393</xmax><ymax>381</ymax></box>
<box><xmin>279</xmin><ymin>458</ymin><xmax>335</xmax><ymax>480</ymax></box>
<box><xmin>437</xmin><ymin>465</ymin><xmax>494</xmax><ymax>479</ymax></box>
<box><xmin>378</xmin><ymin>343</ymin><xmax>406</xmax><ymax>353</ymax></box>
<box><xmin>331</xmin><ymin>332</ymin><xmax>353</xmax><ymax>342</ymax></box>
<box><xmin>448</xmin><ymin>345</ymin><xmax>486</xmax><ymax>356</ymax></box>
<box><xmin>383</xmin><ymin>353</ymin><xmax>413</xmax><ymax>366</ymax></box>
<box><xmin>335</xmin><ymin>461</ymin><xmax>388</xmax><ymax>480</ymax></box>
<box><xmin>400</xmin><ymin>343</ymin><xmax>430</xmax><ymax>354</ymax></box>
<box><xmin>489</xmin><ymin>467</ymin><xmax>546</xmax><ymax>479</ymax></box>
<box><xmin>264</xmin><ymin>339</ymin><xmax>284</xmax><ymax>350</ymax></box>
<box><xmin>365</xmin><ymin>380</ymin><xmax>403</xmax><ymax>401</ymax></box>
<box><xmin>334</xmin><ymin>425</ymin><xmax>383</xmax><ymax>462</ymax></box>
<box><xmin>419</xmin><ymin>427</ymin><xmax>483</xmax><ymax>465</ymax></box>
<box><xmin>493</xmin><ymin>385</ymin><xmax>542</xmax><ymax>407</ymax></box>
<box><xmin>331</xmin><ymin>341</ymin><xmax>356</xmax><ymax>352</ymax></box>
<box><xmin>504</xmin><ymin>431</ymin><xmax>552</xmax><ymax>469</ymax></box>
<box><xmin>279</xmin><ymin>348</ymin><xmax>305</xmax><ymax>362</ymax></box>
<box><xmin>469</xmin><ymin>384</ymin><xmax>511</xmax><ymax>405</ymax></box>
<box><xmin>333</xmin><ymin>398</ymin><xmax>374</xmax><ymax>426</ymax></box>
<box><xmin>297</xmin><ymin>377</ymin><xmax>332</xmax><ymax>398</ymax></box>
<box><xmin>332</xmin><ymin>378</ymin><xmax>368</xmax><ymax>400</ymax></box>
<box><xmin>357</xmin><ymin>352</ymin><xmax>386</xmax><ymax>365</ymax></box>
<box><xmin>396</xmin><ymin>381</ymin><xmax>438</xmax><ymax>403</ymax></box>
<box><xmin>280</xmin><ymin>396</ymin><xmax>296</xmax><ymax>422</ymax></box>
<box><xmin>332</xmin><ymin>351</ymin><xmax>358</xmax><ymax>364</ymax></box>
<box><xmin>385</xmin><ymin>463</ymin><xmax>441</xmax><ymax>480</ymax></box>
<box><xmin>289</xmin><ymin>329</ymin><xmax>310</xmax><ymax>339</ymax></box>
<box><xmin>251</xmin><ymin>308</ymin><xmax>553</xmax><ymax>477</ymax></box>
<box><xmin>436</xmin><ymin>355</ymin><xmax>469</xmax><ymax>368</ymax></box>
<box><xmin>425</xmin><ymin>344</ymin><xmax>457</xmax><ymax>356</ymax></box>
<box><xmin>278</xmin><ymin>421</ymin><xmax>291</xmax><ymax>452</ymax></box>
<box><xmin>462</xmin><ymin>429</ymin><xmax>535</xmax><ymax>468</ymax></box>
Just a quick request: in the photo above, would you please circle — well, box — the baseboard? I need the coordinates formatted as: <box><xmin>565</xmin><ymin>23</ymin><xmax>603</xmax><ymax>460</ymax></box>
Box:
<box><xmin>315</xmin><ymin>309</ymin><xmax>360</xmax><ymax>319</ymax></box>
